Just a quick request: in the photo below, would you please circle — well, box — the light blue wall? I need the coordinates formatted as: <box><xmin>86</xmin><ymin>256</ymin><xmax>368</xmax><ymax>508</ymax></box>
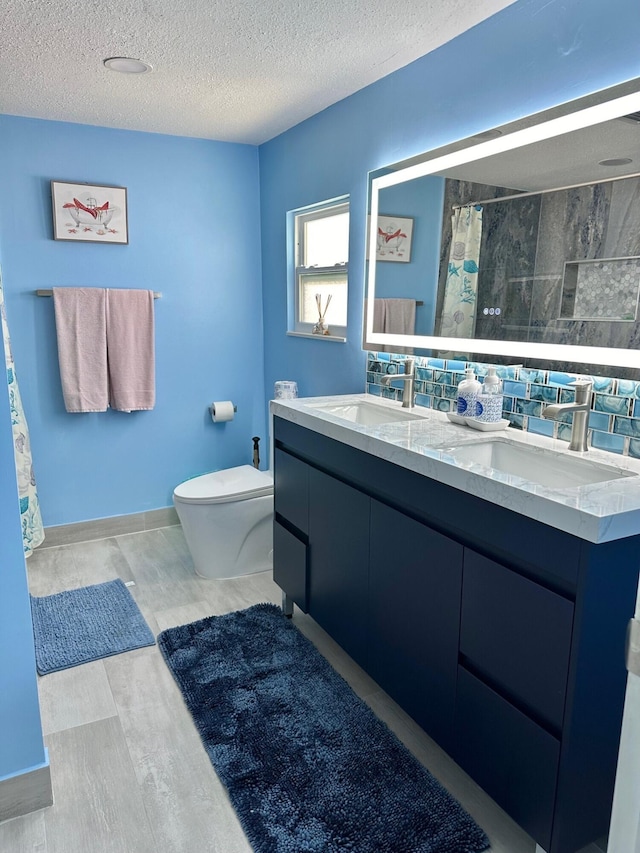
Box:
<box><xmin>259</xmin><ymin>0</ymin><xmax>640</xmax><ymax>399</ymax></box>
<box><xmin>0</xmin><ymin>117</ymin><xmax>265</xmax><ymax>526</ymax></box>
<box><xmin>0</xmin><ymin>327</ymin><xmax>46</xmax><ymax>780</ymax></box>
<box><xmin>375</xmin><ymin>177</ymin><xmax>444</xmax><ymax>336</ymax></box>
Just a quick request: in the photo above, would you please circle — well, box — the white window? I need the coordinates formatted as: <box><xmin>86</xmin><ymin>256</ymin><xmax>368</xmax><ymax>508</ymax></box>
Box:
<box><xmin>290</xmin><ymin>198</ymin><xmax>349</xmax><ymax>338</ymax></box>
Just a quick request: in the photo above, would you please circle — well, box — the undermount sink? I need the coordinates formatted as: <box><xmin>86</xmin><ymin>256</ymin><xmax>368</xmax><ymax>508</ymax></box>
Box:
<box><xmin>440</xmin><ymin>437</ymin><xmax>635</xmax><ymax>489</ymax></box>
<box><xmin>308</xmin><ymin>400</ymin><xmax>427</xmax><ymax>426</ymax></box>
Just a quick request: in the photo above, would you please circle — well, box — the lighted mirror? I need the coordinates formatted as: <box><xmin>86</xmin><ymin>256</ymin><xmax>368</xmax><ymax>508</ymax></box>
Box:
<box><xmin>364</xmin><ymin>79</ymin><xmax>640</xmax><ymax>374</ymax></box>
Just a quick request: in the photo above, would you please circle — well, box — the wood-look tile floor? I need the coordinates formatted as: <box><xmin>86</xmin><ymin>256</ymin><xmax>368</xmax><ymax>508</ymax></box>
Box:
<box><xmin>1</xmin><ymin>526</ymin><xmax>605</xmax><ymax>853</ymax></box>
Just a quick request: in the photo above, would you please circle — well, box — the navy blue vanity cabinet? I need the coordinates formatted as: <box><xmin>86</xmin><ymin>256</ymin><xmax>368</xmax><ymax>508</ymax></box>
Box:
<box><xmin>307</xmin><ymin>467</ymin><xmax>370</xmax><ymax>669</ymax></box>
<box><xmin>369</xmin><ymin>500</ymin><xmax>462</xmax><ymax>753</ymax></box>
<box><xmin>272</xmin><ymin>415</ymin><xmax>640</xmax><ymax>853</ymax></box>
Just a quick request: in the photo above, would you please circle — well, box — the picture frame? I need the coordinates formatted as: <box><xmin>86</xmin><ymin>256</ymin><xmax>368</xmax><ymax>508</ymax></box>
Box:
<box><xmin>375</xmin><ymin>214</ymin><xmax>414</xmax><ymax>263</ymax></box>
<box><xmin>51</xmin><ymin>181</ymin><xmax>128</xmax><ymax>244</ymax></box>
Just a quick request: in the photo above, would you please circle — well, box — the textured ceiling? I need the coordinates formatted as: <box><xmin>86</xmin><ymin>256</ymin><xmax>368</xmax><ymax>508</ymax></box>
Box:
<box><xmin>0</xmin><ymin>0</ymin><xmax>514</xmax><ymax>144</ymax></box>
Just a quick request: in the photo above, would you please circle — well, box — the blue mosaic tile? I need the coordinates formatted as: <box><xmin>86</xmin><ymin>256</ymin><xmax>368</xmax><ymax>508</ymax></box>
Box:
<box><xmin>559</xmin><ymin>388</ymin><xmax>576</xmax><ymax>404</ymax></box>
<box><xmin>503</xmin><ymin>380</ymin><xmax>527</xmax><ymax>398</ymax></box>
<box><xmin>629</xmin><ymin>439</ymin><xmax>640</xmax><ymax>459</ymax></box>
<box><xmin>527</xmin><ymin>417</ymin><xmax>555</xmax><ymax>438</ymax></box>
<box><xmin>591</xmin><ymin>431</ymin><xmax>625</xmax><ymax>454</ymax></box>
<box><xmin>633</xmin><ymin>400</ymin><xmax>640</xmax><ymax>419</ymax></box>
<box><xmin>548</xmin><ymin>371</ymin><xmax>578</xmax><ymax>386</ymax></box>
<box><xmin>588</xmin><ymin>411</ymin><xmax>611</xmax><ymax>431</ymax></box>
<box><xmin>495</xmin><ymin>366</ymin><xmax>519</xmax><ymax>379</ymax></box>
<box><xmin>515</xmin><ymin>399</ymin><xmax>543</xmax><ymax>417</ymax></box>
<box><xmin>416</xmin><ymin>367</ymin><xmax>433</xmax><ymax>381</ymax></box>
<box><xmin>414</xmin><ymin>380</ymin><xmax>425</xmax><ymax>395</ymax></box>
<box><xmin>415</xmin><ymin>394</ymin><xmax>432</xmax><ymax>409</ymax></box>
<box><xmin>506</xmin><ymin>413</ymin><xmax>525</xmax><ymax>430</ymax></box>
<box><xmin>367</xmin><ymin>372</ymin><xmax>377</xmax><ymax>384</ymax></box>
<box><xmin>423</xmin><ymin>382</ymin><xmax>439</xmax><ymax>396</ymax></box>
<box><xmin>434</xmin><ymin>397</ymin><xmax>452</xmax><ymax>412</ymax></box>
<box><xmin>519</xmin><ymin>368</ymin><xmax>547</xmax><ymax>383</ymax></box>
<box><xmin>427</xmin><ymin>358</ymin><xmax>446</xmax><ymax>369</ymax></box>
<box><xmin>367</xmin><ymin>383</ymin><xmax>381</xmax><ymax>396</ymax></box>
<box><xmin>369</xmin><ymin>361</ymin><xmax>384</xmax><ymax>374</ymax></box>
<box><xmin>443</xmin><ymin>384</ymin><xmax>459</xmax><ymax>400</ymax></box>
<box><xmin>617</xmin><ymin>379</ymin><xmax>638</xmax><ymax>397</ymax></box>
<box><xmin>594</xmin><ymin>394</ymin><xmax>631</xmax><ymax>416</ymax></box>
<box><xmin>376</xmin><ymin>352</ymin><xmax>392</xmax><ymax>362</ymax></box>
<box><xmin>529</xmin><ymin>384</ymin><xmax>559</xmax><ymax>403</ymax></box>
<box><xmin>501</xmin><ymin>396</ymin><xmax>514</xmax><ymax>413</ymax></box>
<box><xmin>613</xmin><ymin>416</ymin><xmax>640</xmax><ymax>437</ymax></box>
<box><xmin>383</xmin><ymin>363</ymin><xmax>399</xmax><ymax>375</ymax></box>
<box><xmin>445</xmin><ymin>359</ymin><xmax>467</xmax><ymax>371</ymax></box>
<box><xmin>382</xmin><ymin>386</ymin><xmax>398</xmax><ymax>400</ymax></box>
<box><xmin>433</xmin><ymin>370</ymin><xmax>453</xmax><ymax>385</ymax></box>
<box><xmin>557</xmin><ymin>422</ymin><xmax>573</xmax><ymax>442</ymax></box>
<box><xmin>591</xmin><ymin>376</ymin><xmax>616</xmax><ymax>394</ymax></box>
<box><xmin>467</xmin><ymin>362</ymin><xmax>489</xmax><ymax>377</ymax></box>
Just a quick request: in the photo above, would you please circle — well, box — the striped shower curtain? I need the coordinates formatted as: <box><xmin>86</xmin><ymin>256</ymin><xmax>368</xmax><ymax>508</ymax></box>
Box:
<box><xmin>0</xmin><ymin>270</ymin><xmax>44</xmax><ymax>555</ymax></box>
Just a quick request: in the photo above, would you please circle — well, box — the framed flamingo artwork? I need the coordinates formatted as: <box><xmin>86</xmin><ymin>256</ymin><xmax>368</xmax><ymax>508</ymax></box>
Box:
<box><xmin>376</xmin><ymin>214</ymin><xmax>413</xmax><ymax>263</ymax></box>
<box><xmin>51</xmin><ymin>181</ymin><xmax>129</xmax><ymax>244</ymax></box>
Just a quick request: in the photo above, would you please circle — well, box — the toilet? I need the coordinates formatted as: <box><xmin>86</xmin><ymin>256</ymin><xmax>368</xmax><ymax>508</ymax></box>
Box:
<box><xmin>173</xmin><ymin>465</ymin><xmax>274</xmax><ymax>579</ymax></box>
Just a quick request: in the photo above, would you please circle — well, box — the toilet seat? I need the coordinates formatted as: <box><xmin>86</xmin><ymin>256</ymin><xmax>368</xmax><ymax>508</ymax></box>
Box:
<box><xmin>173</xmin><ymin>465</ymin><xmax>273</xmax><ymax>505</ymax></box>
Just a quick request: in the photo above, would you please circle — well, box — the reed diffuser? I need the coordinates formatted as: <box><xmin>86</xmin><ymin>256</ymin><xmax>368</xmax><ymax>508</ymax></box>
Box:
<box><xmin>312</xmin><ymin>293</ymin><xmax>332</xmax><ymax>335</ymax></box>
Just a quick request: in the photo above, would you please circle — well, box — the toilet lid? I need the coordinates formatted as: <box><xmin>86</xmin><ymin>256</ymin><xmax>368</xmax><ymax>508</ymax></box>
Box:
<box><xmin>174</xmin><ymin>465</ymin><xmax>273</xmax><ymax>505</ymax></box>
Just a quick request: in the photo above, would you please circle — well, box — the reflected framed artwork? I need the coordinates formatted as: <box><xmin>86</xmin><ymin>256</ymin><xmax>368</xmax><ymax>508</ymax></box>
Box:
<box><xmin>376</xmin><ymin>214</ymin><xmax>413</xmax><ymax>263</ymax></box>
<box><xmin>51</xmin><ymin>181</ymin><xmax>129</xmax><ymax>244</ymax></box>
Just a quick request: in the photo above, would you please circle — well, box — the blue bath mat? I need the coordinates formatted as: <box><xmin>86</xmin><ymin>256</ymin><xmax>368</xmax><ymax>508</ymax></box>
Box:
<box><xmin>158</xmin><ymin>603</ymin><xmax>490</xmax><ymax>853</ymax></box>
<box><xmin>31</xmin><ymin>578</ymin><xmax>155</xmax><ymax>675</ymax></box>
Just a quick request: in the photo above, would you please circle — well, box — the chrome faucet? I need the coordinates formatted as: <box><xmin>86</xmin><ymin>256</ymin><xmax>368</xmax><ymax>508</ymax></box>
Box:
<box><xmin>542</xmin><ymin>380</ymin><xmax>593</xmax><ymax>452</ymax></box>
<box><xmin>381</xmin><ymin>359</ymin><xmax>415</xmax><ymax>408</ymax></box>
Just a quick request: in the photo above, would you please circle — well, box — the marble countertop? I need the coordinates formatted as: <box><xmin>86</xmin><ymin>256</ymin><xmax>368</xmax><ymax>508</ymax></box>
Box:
<box><xmin>271</xmin><ymin>393</ymin><xmax>640</xmax><ymax>543</ymax></box>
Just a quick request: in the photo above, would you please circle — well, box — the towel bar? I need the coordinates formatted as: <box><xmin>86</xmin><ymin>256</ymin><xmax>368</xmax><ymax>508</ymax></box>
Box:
<box><xmin>35</xmin><ymin>289</ymin><xmax>162</xmax><ymax>298</ymax></box>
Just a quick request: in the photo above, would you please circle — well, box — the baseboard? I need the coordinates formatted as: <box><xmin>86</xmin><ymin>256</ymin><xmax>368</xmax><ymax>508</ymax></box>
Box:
<box><xmin>40</xmin><ymin>507</ymin><xmax>180</xmax><ymax>549</ymax></box>
<box><xmin>0</xmin><ymin>759</ymin><xmax>53</xmax><ymax>822</ymax></box>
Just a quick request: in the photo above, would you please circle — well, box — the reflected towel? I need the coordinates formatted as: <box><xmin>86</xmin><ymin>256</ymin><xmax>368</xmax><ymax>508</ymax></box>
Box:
<box><xmin>53</xmin><ymin>287</ymin><xmax>108</xmax><ymax>412</ymax></box>
<box><xmin>106</xmin><ymin>289</ymin><xmax>155</xmax><ymax>412</ymax></box>
<box><xmin>384</xmin><ymin>298</ymin><xmax>416</xmax><ymax>336</ymax></box>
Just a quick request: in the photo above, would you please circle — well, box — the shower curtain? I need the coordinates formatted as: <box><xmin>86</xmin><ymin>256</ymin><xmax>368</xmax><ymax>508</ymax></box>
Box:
<box><xmin>0</xmin><ymin>270</ymin><xmax>44</xmax><ymax>556</ymax></box>
<box><xmin>439</xmin><ymin>205</ymin><xmax>483</xmax><ymax>339</ymax></box>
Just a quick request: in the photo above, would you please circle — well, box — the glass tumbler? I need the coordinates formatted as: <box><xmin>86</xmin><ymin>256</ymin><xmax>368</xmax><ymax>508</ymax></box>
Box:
<box><xmin>274</xmin><ymin>380</ymin><xmax>299</xmax><ymax>399</ymax></box>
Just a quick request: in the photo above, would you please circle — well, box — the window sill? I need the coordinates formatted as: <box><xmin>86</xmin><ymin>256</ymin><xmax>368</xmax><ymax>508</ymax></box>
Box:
<box><xmin>287</xmin><ymin>331</ymin><xmax>347</xmax><ymax>342</ymax></box>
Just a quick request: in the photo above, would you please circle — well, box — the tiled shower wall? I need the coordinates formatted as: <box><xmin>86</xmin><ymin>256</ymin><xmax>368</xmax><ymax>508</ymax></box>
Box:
<box><xmin>366</xmin><ymin>352</ymin><xmax>640</xmax><ymax>458</ymax></box>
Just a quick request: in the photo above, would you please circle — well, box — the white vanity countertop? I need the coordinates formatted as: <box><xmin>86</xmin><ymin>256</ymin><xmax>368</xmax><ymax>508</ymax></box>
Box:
<box><xmin>271</xmin><ymin>393</ymin><xmax>640</xmax><ymax>544</ymax></box>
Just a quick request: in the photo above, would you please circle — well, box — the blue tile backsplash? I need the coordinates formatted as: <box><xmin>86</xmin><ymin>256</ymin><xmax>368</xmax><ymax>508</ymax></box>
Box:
<box><xmin>366</xmin><ymin>352</ymin><xmax>640</xmax><ymax>457</ymax></box>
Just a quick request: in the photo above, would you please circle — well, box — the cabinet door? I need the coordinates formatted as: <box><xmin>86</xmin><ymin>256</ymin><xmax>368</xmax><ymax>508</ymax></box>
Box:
<box><xmin>308</xmin><ymin>468</ymin><xmax>370</xmax><ymax>668</ymax></box>
<box><xmin>368</xmin><ymin>501</ymin><xmax>463</xmax><ymax>751</ymax></box>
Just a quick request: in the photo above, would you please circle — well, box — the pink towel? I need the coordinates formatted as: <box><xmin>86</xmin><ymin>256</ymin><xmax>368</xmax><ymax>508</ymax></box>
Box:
<box><xmin>106</xmin><ymin>289</ymin><xmax>156</xmax><ymax>412</ymax></box>
<box><xmin>53</xmin><ymin>288</ymin><xmax>108</xmax><ymax>412</ymax></box>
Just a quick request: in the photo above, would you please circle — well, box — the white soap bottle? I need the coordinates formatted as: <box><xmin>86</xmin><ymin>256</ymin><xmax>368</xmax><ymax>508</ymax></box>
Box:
<box><xmin>456</xmin><ymin>369</ymin><xmax>481</xmax><ymax>418</ymax></box>
<box><xmin>475</xmin><ymin>366</ymin><xmax>504</xmax><ymax>422</ymax></box>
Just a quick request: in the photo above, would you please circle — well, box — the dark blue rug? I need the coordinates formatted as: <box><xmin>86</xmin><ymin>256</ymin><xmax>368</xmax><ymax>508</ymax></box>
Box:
<box><xmin>158</xmin><ymin>603</ymin><xmax>490</xmax><ymax>853</ymax></box>
<box><xmin>31</xmin><ymin>578</ymin><xmax>155</xmax><ymax>675</ymax></box>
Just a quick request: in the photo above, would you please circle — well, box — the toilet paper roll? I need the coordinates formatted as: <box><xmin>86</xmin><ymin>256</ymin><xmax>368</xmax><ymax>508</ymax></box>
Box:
<box><xmin>210</xmin><ymin>401</ymin><xmax>235</xmax><ymax>423</ymax></box>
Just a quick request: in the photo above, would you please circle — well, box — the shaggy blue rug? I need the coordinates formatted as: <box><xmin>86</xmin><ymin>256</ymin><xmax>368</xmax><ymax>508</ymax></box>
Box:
<box><xmin>31</xmin><ymin>578</ymin><xmax>155</xmax><ymax>675</ymax></box>
<box><xmin>158</xmin><ymin>603</ymin><xmax>490</xmax><ymax>853</ymax></box>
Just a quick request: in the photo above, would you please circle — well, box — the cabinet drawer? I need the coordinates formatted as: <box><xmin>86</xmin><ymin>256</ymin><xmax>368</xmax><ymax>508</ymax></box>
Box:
<box><xmin>455</xmin><ymin>667</ymin><xmax>560</xmax><ymax>851</ymax></box>
<box><xmin>274</xmin><ymin>449</ymin><xmax>309</xmax><ymax>534</ymax></box>
<box><xmin>273</xmin><ymin>521</ymin><xmax>308</xmax><ymax>612</ymax></box>
<box><xmin>461</xmin><ymin>550</ymin><xmax>573</xmax><ymax>732</ymax></box>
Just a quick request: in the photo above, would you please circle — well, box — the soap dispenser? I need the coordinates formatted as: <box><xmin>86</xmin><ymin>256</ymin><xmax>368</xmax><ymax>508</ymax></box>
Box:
<box><xmin>475</xmin><ymin>366</ymin><xmax>504</xmax><ymax>423</ymax></box>
<box><xmin>456</xmin><ymin>369</ymin><xmax>481</xmax><ymax>417</ymax></box>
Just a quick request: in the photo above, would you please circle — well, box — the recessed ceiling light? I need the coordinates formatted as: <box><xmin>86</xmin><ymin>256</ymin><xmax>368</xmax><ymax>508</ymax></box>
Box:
<box><xmin>598</xmin><ymin>157</ymin><xmax>632</xmax><ymax>166</ymax></box>
<box><xmin>103</xmin><ymin>57</ymin><xmax>152</xmax><ymax>74</ymax></box>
